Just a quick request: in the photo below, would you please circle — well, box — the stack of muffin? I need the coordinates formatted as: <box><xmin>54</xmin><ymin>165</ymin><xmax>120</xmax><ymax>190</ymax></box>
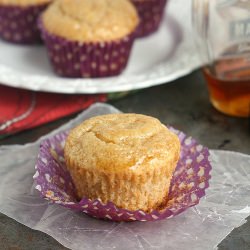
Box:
<box><xmin>0</xmin><ymin>0</ymin><xmax>168</xmax><ymax>78</ymax></box>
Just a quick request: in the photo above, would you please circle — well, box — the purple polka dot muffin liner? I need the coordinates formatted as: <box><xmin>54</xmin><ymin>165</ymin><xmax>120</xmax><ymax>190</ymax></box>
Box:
<box><xmin>0</xmin><ymin>3</ymin><xmax>49</xmax><ymax>44</ymax></box>
<box><xmin>34</xmin><ymin>127</ymin><xmax>212</xmax><ymax>222</ymax></box>
<box><xmin>131</xmin><ymin>0</ymin><xmax>167</xmax><ymax>38</ymax></box>
<box><xmin>38</xmin><ymin>20</ymin><xmax>136</xmax><ymax>78</ymax></box>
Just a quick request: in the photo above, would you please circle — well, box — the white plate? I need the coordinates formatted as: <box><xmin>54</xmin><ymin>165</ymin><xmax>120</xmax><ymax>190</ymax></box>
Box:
<box><xmin>0</xmin><ymin>0</ymin><xmax>200</xmax><ymax>94</ymax></box>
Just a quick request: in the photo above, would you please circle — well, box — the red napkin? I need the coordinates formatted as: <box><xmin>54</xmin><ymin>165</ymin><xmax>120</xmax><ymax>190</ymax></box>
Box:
<box><xmin>0</xmin><ymin>85</ymin><xmax>107</xmax><ymax>136</ymax></box>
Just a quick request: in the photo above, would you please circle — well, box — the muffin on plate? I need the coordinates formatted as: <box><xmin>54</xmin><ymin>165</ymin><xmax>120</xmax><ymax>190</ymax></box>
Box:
<box><xmin>0</xmin><ymin>0</ymin><xmax>51</xmax><ymax>44</ymax></box>
<box><xmin>131</xmin><ymin>0</ymin><xmax>167</xmax><ymax>38</ymax></box>
<box><xmin>39</xmin><ymin>0</ymin><xmax>139</xmax><ymax>78</ymax></box>
<box><xmin>64</xmin><ymin>113</ymin><xmax>180</xmax><ymax>212</ymax></box>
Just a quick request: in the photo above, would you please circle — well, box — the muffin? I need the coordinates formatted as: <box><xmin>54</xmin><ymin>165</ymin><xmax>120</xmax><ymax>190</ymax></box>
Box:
<box><xmin>0</xmin><ymin>0</ymin><xmax>51</xmax><ymax>44</ymax></box>
<box><xmin>39</xmin><ymin>0</ymin><xmax>139</xmax><ymax>78</ymax></box>
<box><xmin>64</xmin><ymin>113</ymin><xmax>180</xmax><ymax>212</ymax></box>
<box><xmin>131</xmin><ymin>0</ymin><xmax>167</xmax><ymax>38</ymax></box>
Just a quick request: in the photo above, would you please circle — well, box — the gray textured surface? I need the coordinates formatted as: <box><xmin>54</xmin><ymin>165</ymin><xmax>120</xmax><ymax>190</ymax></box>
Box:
<box><xmin>0</xmin><ymin>70</ymin><xmax>250</xmax><ymax>250</ymax></box>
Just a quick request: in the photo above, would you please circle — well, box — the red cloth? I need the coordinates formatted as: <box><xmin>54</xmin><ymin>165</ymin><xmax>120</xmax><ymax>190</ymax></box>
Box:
<box><xmin>0</xmin><ymin>85</ymin><xmax>107</xmax><ymax>136</ymax></box>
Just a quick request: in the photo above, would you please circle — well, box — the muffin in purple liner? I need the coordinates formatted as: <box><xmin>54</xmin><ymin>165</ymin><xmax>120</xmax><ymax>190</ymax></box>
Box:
<box><xmin>39</xmin><ymin>0</ymin><xmax>139</xmax><ymax>78</ymax></box>
<box><xmin>0</xmin><ymin>0</ymin><xmax>51</xmax><ymax>44</ymax></box>
<box><xmin>34</xmin><ymin>126</ymin><xmax>212</xmax><ymax>222</ymax></box>
<box><xmin>64</xmin><ymin>114</ymin><xmax>181</xmax><ymax>213</ymax></box>
<box><xmin>131</xmin><ymin>0</ymin><xmax>167</xmax><ymax>38</ymax></box>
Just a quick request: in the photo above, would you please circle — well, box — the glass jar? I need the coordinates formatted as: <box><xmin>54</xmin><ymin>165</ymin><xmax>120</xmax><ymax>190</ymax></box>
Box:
<box><xmin>192</xmin><ymin>0</ymin><xmax>250</xmax><ymax>117</ymax></box>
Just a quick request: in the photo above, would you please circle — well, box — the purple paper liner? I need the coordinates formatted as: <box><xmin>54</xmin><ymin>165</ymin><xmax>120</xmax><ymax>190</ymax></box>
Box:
<box><xmin>38</xmin><ymin>19</ymin><xmax>136</xmax><ymax>78</ymax></box>
<box><xmin>0</xmin><ymin>3</ymin><xmax>49</xmax><ymax>44</ymax></box>
<box><xmin>34</xmin><ymin>127</ymin><xmax>212</xmax><ymax>222</ymax></box>
<box><xmin>131</xmin><ymin>0</ymin><xmax>167</xmax><ymax>38</ymax></box>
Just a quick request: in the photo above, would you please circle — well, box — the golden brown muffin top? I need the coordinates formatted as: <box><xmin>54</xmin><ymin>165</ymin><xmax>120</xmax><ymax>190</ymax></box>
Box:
<box><xmin>0</xmin><ymin>0</ymin><xmax>50</xmax><ymax>6</ymax></box>
<box><xmin>64</xmin><ymin>113</ymin><xmax>180</xmax><ymax>173</ymax></box>
<box><xmin>41</xmin><ymin>0</ymin><xmax>139</xmax><ymax>42</ymax></box>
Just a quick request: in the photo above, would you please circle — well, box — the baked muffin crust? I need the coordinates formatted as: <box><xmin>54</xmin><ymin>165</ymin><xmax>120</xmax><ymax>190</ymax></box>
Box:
<box><xmin>64</xmin><ymin>114</ymin><xmax>180</xmax><ymax>211</ymax></box>
<box><xmin>65</xmin><ymin>114</ymin><xmax>179</xmax><ymax>172</ymax></box>
<box><xmin>42</xmin><ymin>0</ymin><xmax>139</xmax><ymax>42</ymax></box>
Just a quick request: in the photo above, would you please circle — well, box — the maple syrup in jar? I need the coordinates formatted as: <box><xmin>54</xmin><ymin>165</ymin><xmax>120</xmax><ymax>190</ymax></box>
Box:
<box><xmin>193</xmin><ymin>0</ymin><xmax>250</xmax><ymax>117</ymax></box>
<box><xmin>203</xmin><ymin>47</ymin><xmax>250</xmax><ymax>117</ymax></box>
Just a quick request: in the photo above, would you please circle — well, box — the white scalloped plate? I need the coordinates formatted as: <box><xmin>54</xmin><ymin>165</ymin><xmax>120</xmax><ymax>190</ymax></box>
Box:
<box><xmin>0</xmin><ymin>0</ymin><xmax>200</xmax><ymax>94</ymax></box>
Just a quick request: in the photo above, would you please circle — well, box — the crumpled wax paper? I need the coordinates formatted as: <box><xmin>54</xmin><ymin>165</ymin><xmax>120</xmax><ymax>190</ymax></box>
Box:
<box><xmin>0</xmin><ymin>103</ymin><xmax>250</xmax><ymax>250</ymax></box>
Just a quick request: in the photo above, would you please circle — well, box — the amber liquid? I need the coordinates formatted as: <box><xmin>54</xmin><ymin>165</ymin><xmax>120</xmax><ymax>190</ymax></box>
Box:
<box><xmin>203</xmin><ymin>55</ymin><xmax>250</xmax><ymax>117</ymax></box>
